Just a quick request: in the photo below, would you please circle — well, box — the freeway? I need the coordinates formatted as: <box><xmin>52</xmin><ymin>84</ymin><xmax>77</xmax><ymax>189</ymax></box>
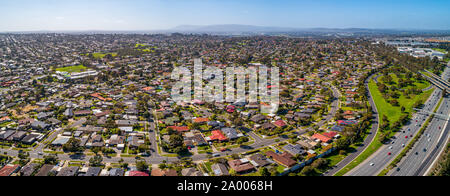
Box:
<box><xmin>324</xmin><ymin>74</ymin><xmax>379</xmax><ymax>176</ymax></box>
<box><xmin>347</xmin><ymin>67</ymin><xmax>450</xmax><ymax>176</ymax></box>
<box><xmin>390</xmin><ymin>63</ymin><xmax>450</xmax><ymax>176</ymax></box>
<box><xmin>390</xmin><ymin>96</ymin><xmax>449</xmax><ymax>176</ymax></box>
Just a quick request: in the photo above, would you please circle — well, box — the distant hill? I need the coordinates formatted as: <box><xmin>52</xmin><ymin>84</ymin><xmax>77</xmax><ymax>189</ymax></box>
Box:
<box><xmin>167</xmin><ymin>24</ymin><xmax>450</xmax><ymax>35</ymax></box>
<box><xmin>170</xmin><ymin>24</ymin><xmax>298</xmax><ymax>33</ymax></box>
<box><xmin>3</xmin><ymin>25</ymin><xmax>449</xmax><ymax>35</ymax></box>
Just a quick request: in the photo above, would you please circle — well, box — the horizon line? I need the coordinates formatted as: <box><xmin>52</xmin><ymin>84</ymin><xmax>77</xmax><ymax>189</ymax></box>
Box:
<box><xmin>2</xmin><ymin>24</ymin><xmax>450</xmax><ymax>33</ymax></box>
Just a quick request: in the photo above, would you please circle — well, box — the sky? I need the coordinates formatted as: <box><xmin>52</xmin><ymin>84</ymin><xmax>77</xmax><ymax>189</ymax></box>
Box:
<box><xmin>0</xmin><ymin>0</ymin><xmax>449</xmax><ymax>31</ymax></box>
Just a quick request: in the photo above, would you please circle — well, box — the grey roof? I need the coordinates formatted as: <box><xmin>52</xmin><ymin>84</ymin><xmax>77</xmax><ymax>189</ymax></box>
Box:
<box><xmin>57</xmin><ymin>166</ymin><xmax>79</xmax><ymax>176</ymax></box>
<box><xmin>64</xmin><ymin>108</ymin><xmax>74</xmax><ymax>117</ymax></box>
<box><xmin>31</xmin><ymin>120</ymin><xmax>50</xmax><ymax>130</ymax></box>
<box><xmin>20</xmin><ymin>163</ymin><xmax>39</xmax><ymax>176</ymax></box>
<box><xmin>221</xmin><ymin>128</ymin><xmax>239</xmax><ymax>140</ymax></box>
<box><xmin>283</xmin><ymin>144</ymin><xmax>306</xmax><ymax>156</ymax></box>
<box><xmin>37</xmin><ymin>112</ymin><xmax>53</xmax><ymax>120</ymax></box>
<box><xmin>51</xmin><ymin>137</ymin><xmax>70</xmax><ymax>146</ymax></box>
<box><xmin>84</xmin><ymin>167</ymin><xmax>102</xmax><ymax>176</ymax></box>
<box><xmin>35</xmin><ymin>165</ymin><xmax>55</xmax><ymax>176</ymax></box>
<box><xmin>21</xmin><ymin>134</ymin><xmax>39</xmax><ymax>144</ymax></box>
<box><xmin>0</xmin><ymin>130</ymin><xmax>15</xmax><ymax>140</ymax></box>
<box><xmin>249</xmin><ymin>153</ymin><xmax>271</xmax><ymax>167</ymax></box>
<box><xmin>250</xmin><ymin>114</ymin><xmax>266</xmax><ymax>123</ymax></box>
<box><xmin>109</xmin><ymin>168</ymin><xmax>124</xmax><ymax>176</ymax></box>
<box><xmin>211</xmin><ymin>163</ymin><xmax>229</xmax><ymax>176</ymax></box>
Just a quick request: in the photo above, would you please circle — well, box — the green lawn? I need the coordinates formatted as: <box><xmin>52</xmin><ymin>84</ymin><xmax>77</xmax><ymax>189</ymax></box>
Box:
<box><xmin>373</xmin><ymin>74</ymin><xmax>432</xmax><ymax>124</ymax></box>
<box><xmin>92</xmin><ymin>52</ymin><xmax>117</xmax><ymax>59</ymax></box>
<box><xmin>135</xmin><ymin>43</ymin><xmax>147</xmax><ymax>48</ymax></box>
<box><xmin>334</xmin><ymin>76</ymin><xmax>433</xmax><ymax>176</ymax></box>
<box><xmin>432</xmin><ymin>48</ymin><xmax>448</xmax><ymax>53</ymax></box>
<box><xmin>55</xmin><ymin>65</ymin><xmax>87</xmax><ymax>73</ymax></box>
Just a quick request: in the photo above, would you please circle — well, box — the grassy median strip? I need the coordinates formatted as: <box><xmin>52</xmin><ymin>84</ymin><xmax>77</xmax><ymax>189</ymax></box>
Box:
<box><xmin>334</xmin><ymin>77</ymin><xmax>433</xmax><ymax>176</ymax></box>
<box><xmin>378</xmin><ymin>96</ymin><xmax>444</xmax><ymax>176</ymax></box>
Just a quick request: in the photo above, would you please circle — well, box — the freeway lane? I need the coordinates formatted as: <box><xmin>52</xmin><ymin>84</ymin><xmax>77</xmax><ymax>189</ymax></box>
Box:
<box><xmin>324</xmin><ymin>74</ymin><xmax>379</xmax><ymax>176</ymax></box>
<box><xmin>348</xmin><ymin>67</ymin><xmax>450</xmax><ymax>176</ymax></box>
<box><xmin>347</xmin><ymin>89</ymin><xmax>442</xmax><ymax>176</ymax></box>
<box><xmin>391</xmin><ymin>63</ymin><xmax>450</xmax><ymax>176</ymax></box>
<box><xmin>390</xmin><ymin>96</ymin><xmax>449</xmax><ymax>176</ymax></box>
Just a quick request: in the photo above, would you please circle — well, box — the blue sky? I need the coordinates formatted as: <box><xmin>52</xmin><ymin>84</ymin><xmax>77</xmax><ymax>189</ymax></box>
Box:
<box><xmin>0</xmin><ymin>0</ymin><xmax>449</xmax><ymax>31</ymax></box>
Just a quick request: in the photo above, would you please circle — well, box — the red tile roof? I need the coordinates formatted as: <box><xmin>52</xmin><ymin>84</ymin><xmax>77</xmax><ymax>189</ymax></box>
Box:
<box><xmin>209</xmin><ymin>130</ymin><xmax>228</xmax><ymax>141</ymax></box>
<box><xmin>0</xmin><ymin>165</ymin><xmax>20</xmax><ymax>176</ymax></box>
<box><xmin>312</xmin><ymin>133</ymin><xmax>332</xmax><ymax>143</ymax></box>
<box><xmin>274</xmin><ymin>120</ymin><xmax>287</xmax><ymax>127</ymax></box>
<box><xmin>168</xmin><ymin>126</ymin><xmax>190</xmax><ymax>133</ymax></box>
<box><xmin>194</xmin><ymin>118</ymin><xmax>210</xmax><ymax>123</ymax></box>
<box><xmin>322</xmin><ymin>132</ymin><xmax>338</xmax><ymax>138</ymax></box>
<box><xmin>129</xmin><ymin>171</ymin><xmax>149</xmax><ymax>176</ymax></box>
<box><xmin>91</xmin><ymin>93</ymin><xmax>112</xmax><ymax>101</ymax></box>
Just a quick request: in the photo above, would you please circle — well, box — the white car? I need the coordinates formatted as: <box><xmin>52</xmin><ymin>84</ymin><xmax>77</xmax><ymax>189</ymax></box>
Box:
<box><xmin>370</xmin><ymin>163</ymin><xmax>375</xmax><ymax>166</ymax></box>
<box><xmin>389</xmin><ymin>146</ymin><xmax>393</xmax><ymax>150</ymax></box>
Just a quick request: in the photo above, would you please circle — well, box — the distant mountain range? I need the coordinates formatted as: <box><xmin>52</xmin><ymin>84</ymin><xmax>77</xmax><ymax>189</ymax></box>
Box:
<box><xmin>168</xmin><ymin>24</ymin><xmax>450</xmax><ymax>34</ymax></box>
<box><xmin>3</xmin><ymin>24</ymin><xmax>450</xmax><ymax>35</ymax></box>
<box><xmin>170</xmin><ymin>24</ymin><xmax>298</xmax><ymax>33</ymax></box>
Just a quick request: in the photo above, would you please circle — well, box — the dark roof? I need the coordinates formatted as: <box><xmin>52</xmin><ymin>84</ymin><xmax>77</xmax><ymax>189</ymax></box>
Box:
<box><xmin>20</xmin><ymin>163</ymin><xmax>39</xmax><ymax>176</ymax></box>
<box><xmin>84</xmin><ymin>167</ymin><xmax>102</xmax><ymax>176</ymax></box>
<box><xmin>211</xmin><ymin>163</ymin><xmax>229</xmax><ymax>176</ymax></box>
<box><xmin>249</xmin><ymin>153</ymin><xmax>271</xmax><ymax>167</ymax></box>
<box><xmin>283</xmin><ymin>144</ymin><xmax>306</xmax><ymax>156</ymax></box>
<box><xmin>56</xmin><ymin>166</ymin><xmax>79</xmax><ymax>176</ymax></box>
<box><xmin>221</xmin><ymin>128</ymin><xmax>239</xmax><ymax>140</ymax></box>
<box><xmin>35</xmin><ymin>165</ymin><xmax>55</xmax><ymax>176</ymax></box>
<box><xmin>109</xmin><ymin>168</ymin><xmax>124</xmax><ymax>176</ymax></box>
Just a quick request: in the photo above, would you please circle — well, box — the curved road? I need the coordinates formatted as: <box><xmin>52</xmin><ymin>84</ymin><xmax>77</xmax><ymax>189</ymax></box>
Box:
<box><xmin>1</xmin><ymin>84</ymin><xmax>342</xmax><ymax>166</ymax></box>
<box><xmin>391</xmin><ymin>64</ymin><xmax>450</xmax><ymax>176</ymax></box>
<box><xmin>347</xmin><ymin>67</ymin><xmax>450</xmax><ymax>176</ymax></box>
<box><xmin>324</xmin><ymin>74</ymin><xmax>379</xmax><ymax>176</ymax></box>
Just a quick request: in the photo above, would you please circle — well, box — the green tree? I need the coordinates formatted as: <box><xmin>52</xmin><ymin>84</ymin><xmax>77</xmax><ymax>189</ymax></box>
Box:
<box><xmin>89</xmin><ymin>155</ymin><xmax>103</xmax><ymax>167</ymax></box>
<box><xmin>62</xmin><ymin>138</ymin><xmax>83</xmax><ymax>153</ymax></box>
<box><xmin>259</xmin><ymin>167</ymin><xmax>270</xmax><ymax>176</ymax></box>
<box><xmin>136</xmin><ymin>160</ymin><xmax>149</xmax><ymax>172</ymax></box>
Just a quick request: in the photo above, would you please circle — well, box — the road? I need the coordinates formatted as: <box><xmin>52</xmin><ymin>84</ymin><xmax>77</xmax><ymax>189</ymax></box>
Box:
<box><xmin>390</xmin><ymin>62</ymin><xmax>450</xmax><ymax>176</ymax></box>
<box><xmin>347</xmin><ymin>67</ymin><xmax>450</xmax><ymax>176</ymax></box>
<box><xmin>0</xmin><ymin>82</ymin><xmax>341</xmax><ymax>166</ymax></box>
<box><xmin>390</xmin><ymin>96</ymin><xmax>449</xmax><ymax>176</ymax></box>
<box><xmin>324</xmin><ymin>74</ymin><xmax>379</xmax><ymax>176</ymax></box>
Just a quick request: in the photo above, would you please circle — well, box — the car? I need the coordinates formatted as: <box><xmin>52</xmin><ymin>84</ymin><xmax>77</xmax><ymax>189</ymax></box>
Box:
<box><xmin>389</xmin><ymin>146</ymin><xmax>393</xmax><ymax>150</ymax></box>
<box><xmin>415</xmin><ymin>152</ymin><xmax>419</xmax><ymax>155</ymax></box>
<box><xmin>370</xmin><ymin>163</ymin><xmax>375</xmax><ymax>166</ymax></box>
<box><xmin>212</xmin><ymin>153</ymin><xmax>220</xmax><ymax>157</ymax></box>
<box><xmin>428</xmin><ymin>139</ymin><xmax>432</xmax><ymax>142</ymax></box>
<box><xmin>402</xmin><ymin>144</ymin><xmax>405</xmax><ymax>147</ymax></box>
<box><xmin>424</xmin><ymin>148</ymin><xmax>427</xmax><ymax>152</ymax></box>
<box><xmin>396</xmin><ymin>168</ymin><xmax>401</xmax><ymax>172</ymax></box>
<box><xmin>410</xmin><ymin>135</ymin><xmax>413</xmax><ymax>137</ymax></box>
<box><xmin>388</xmin><ymin>152</ymin><xmax>392</xmax><ymax>156</ymax></box>
<box><xmin>405</xmin><ymin>136</ymin><xmax>408</xmax><ymax>139</ymax></box>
